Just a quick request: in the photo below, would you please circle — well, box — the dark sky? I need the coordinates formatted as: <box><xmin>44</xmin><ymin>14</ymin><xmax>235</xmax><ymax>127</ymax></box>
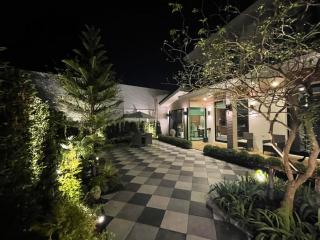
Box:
<box><xmin>1</xmin><ymin>1</ymin><xmax>255</xmax><ymax>90</ymax></box>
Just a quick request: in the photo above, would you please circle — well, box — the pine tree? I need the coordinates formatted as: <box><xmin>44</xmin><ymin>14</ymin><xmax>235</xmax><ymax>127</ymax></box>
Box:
<box><xmin>60</xmin><ymin>25</ymin><xmax>121</xmax><ymax>134</ymax></box>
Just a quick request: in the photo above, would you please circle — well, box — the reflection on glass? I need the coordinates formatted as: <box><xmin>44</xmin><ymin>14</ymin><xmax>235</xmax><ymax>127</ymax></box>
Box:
<box><xmin>169</xmin><ymin>109</ymin><xmax>184</xmax><ymax>138</ymax></box>
<box><xmin>237</xmin><ymin>100</ymin><xmax>249</xmax><ymax>139</ymax></box>
<box><xmin>215</xmin><ymin>101</ymin><xmax>227</xmax><ymax>142</ymax></box>
<box><xmin>188</xmin><ymin>108</ymin><xmax>206</xmax><ymax>140</ymax></box>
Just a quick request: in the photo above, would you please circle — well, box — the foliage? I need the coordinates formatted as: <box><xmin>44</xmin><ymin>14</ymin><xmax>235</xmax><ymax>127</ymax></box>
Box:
<box><xmin>0</xmin><ymin>52</ymin><xmax>64</xmax><ymax>238</ymax></box>
<box><xmin>33</xmin><ymin>198</ymin><xmax>114</xmax><ymax>240</ymax></box>
<box><xmin>253</xmin><ymin>209</ymin><xmax>317</xmax><ymax>240</ymax></box>
<box><xmin>210</xmin><ymin>177</ymin><xmax>320</xmax><ymax>239</ymax></box>
<box><xmin>59</xmin><ymin>25</ymin><xmax>121</xmax><ymax>134</ymax></box>
<box><xmin>158</xmin><ymin>134</ymin><xmax>192</xmax><ymax>149</ymax></box>
<box><xmin>58</xmin><ymin>146</ymin><xmax>83</xmax><ymax>203</ymax></box>
<box><xmin>26</xmin><ymin>94</ymin><xmax>51</xmax><ymax>182</ymax></box>
<box><xmin>90</xmin><ymin>160</ymin><xmax>122</xmax><ymax>194</ymax></box>
<box><xmin>203</xmin><ymin>144</ymin><xmax>283</xmax><ymax>170</ymax></box>
<box><xmin>210</xmin><ymin>176</ymin><xmax>265</xmax><ymax>227</ymax></box>
<box><xmin>295</xmin><ymin>184</ymin><xmax>320</xmax><ymax>224</ymax></box>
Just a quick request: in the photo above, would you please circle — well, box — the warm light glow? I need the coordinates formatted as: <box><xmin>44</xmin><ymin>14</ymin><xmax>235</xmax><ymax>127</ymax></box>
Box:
<box><xmin>97</xmin><ymin>215</ymin><xmax>105</xmax><ymax>224</ymax></box>
<box><xmin>254</xmin><ymin>170</ymin><xmax>267</xmax><ymax>183</ymax></box>
<box><xmin>96</xmin><ymin>157</ymin><xmax>99</xmax><ymax>160</ymax></box>
<box><xmin>271</xmin><ymin>81</ymin><xmax>279</xmax><ymax>88</ymax></box>
<box><xmin>203</xmin><ymin>97</ymin><xmax>207</xmax><ymax>101</ymax></box>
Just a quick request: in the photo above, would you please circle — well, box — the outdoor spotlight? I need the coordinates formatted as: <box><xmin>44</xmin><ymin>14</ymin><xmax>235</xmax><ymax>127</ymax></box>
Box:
<box><xmin>271</xmin><ymin>81</ymin><xmax>279</xmax><ymax>88</ymax></box>
<box><xmin>97</xmin><ymin>215</ymin><xmax>105</xmax><ymax>224</ymax></box>
<box><xmin>96</xmin><ymin>157</ymin><xmax>99</xmax><ymax>160</ymax></box>
<box><xmin>254</xmin><ymin>170</ymin><xmax>267</xmax><ymax>183</ymax></box>
<box><xmin>298</xmin><ymin>86</ymin><xmax>306</xmax><ymax>92</ymax></box>
<box><xmin>208</xmin><ymin>111</ymin><xmax>211</xmax><ymax>116</ymax></box>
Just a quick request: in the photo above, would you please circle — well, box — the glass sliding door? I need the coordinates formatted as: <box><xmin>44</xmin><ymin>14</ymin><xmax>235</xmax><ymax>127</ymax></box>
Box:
<box><xmin>237</xmin><ymin>100</ymin><xmax>249</xmax><ymax>139</ymax></box>
<box><xmin>169</xmin><ymin>109</ymin><xmax>185</xmax><ymax>138</ymax></box>
<box><xmin>188</xmin><ymin>107</ymin><xmax>206</xmax><ymax>141</ymax></box>
<box><xmin>215</xmin><ymin>101</ymin><xmax>227</xmax><ymax>142</ymax></box>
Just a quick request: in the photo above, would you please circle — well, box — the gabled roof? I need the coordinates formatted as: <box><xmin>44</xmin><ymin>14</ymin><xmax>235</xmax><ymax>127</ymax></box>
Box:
<box><xmin>159</xmin><ymin>88</ymin><xmax>189</xmax><ymax>106</ymax></box>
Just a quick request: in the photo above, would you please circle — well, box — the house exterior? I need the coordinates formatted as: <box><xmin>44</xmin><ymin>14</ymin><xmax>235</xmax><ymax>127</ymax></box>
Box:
<box><xmin>159</xmin><ymin>0</ymin><xmax>320</xmax><ymax>155</ymax></box>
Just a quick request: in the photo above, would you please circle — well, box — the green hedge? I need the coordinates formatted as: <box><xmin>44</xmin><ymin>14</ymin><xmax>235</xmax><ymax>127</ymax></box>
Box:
<box><xmin>158</xmin><ymin>135</ymin><xmax>192</xmax><ymax>149</ymax></box>
<box><xmin>203</xmin><ymin>145</ymin><xmax>283</xmax><ymax>170</ymax></box>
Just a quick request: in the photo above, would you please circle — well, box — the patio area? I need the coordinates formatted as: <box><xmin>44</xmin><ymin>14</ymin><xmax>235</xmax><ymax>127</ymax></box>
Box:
<box><xmin>101</xmin><ymin>141</ymin><xmax>251</xmax><ymax>240</ymax></box>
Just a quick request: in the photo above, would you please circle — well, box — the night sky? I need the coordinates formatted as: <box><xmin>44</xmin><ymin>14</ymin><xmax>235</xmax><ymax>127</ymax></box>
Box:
<box><xmin>1</xmin><ymin>1</ymin><xmax>255</xmax><ymax>90</ymax></box>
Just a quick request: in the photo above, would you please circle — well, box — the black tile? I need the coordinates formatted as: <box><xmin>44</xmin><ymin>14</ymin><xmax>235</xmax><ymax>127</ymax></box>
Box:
<box><xmin>121</xmin><ymin>175</ymin><xmax>135</xmax><ymax>182</ymax></box>
<box><xmin>151</xmin><ymin>173</ymin><xmax>165</xmax><ymax>179</ymax></box>
<box><xmin>117</xmin><ymin>203</ymin><xmax>144</xmax><ymax>221</ymax></box>
<box><xmin>189</xmin><ymin>201</ymin><xmax>212</xmax><ymax>218</ymax></box>
<box><xmin>137</xmin><ymin>207</ymin><xmax>166</xmax><ymax>227</ymax></box>
<box><xmin>160</xmin><ymin>179</ymin><xmax>176</xmax><ymax>187</ymax></box>
<box><xmin>180</xmin><ymin>171</ymin><xmax>193</xmax><ymax>176</ymax></box>
<box><xmin>125</xmin><ymin>183</ymin><xmax>141</xmax><ymax>192</ymax></box>
<box><xmin>155</xmin><ymin>228</ymin><xmax>186</xmax><ymax>240</ymax></box>
<box><xmin>172</xmin><ymin>189</ymin><xmax>191</xmax><ymax>201</ymax></box>
<box><xmin>118</xmin><ymin>169</ymin><xmax>128</xmax><ymax>175</ymax></box>
<box><xmin>129</xmin><ymin>193</ymin><xmax>151</xmax><ymax>206</ymax></box>
<box><xmin>192</xmin><ymin>177</ymin><xmax>208</xmax><ymax>184</ymax></box>
<box><xmin>170</xmin><ymin>165</ymin><xmax>181</xmax><ymax>170</ymax></box>
<box><xmin>145</xmin><ymin>167</ymin><xmax>156</xmax><ymax>172</ymax></box>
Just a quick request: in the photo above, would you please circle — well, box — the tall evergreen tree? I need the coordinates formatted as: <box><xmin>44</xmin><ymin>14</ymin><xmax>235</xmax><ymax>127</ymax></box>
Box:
<box><xmin>60</xmin><ymin>25</ymin><xmax>121</xmax><ymax>134</ymax></box>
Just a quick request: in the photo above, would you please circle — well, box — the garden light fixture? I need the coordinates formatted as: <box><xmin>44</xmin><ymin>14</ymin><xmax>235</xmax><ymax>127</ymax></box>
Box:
<box><xmin>254</xmin><ymin>170</ymin><xmax>267</xmax><ymax>183</ymax></box>
<box><xmin>97</xmin><ymin>215</ymin><xmax>105</xmax><ymax>224</ymax></box>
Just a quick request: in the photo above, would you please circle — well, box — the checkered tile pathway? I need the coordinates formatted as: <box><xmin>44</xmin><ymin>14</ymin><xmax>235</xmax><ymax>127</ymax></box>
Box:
<box><xmin>100</xmin><ymin>140</ymin><xmax>251</xmax><ymax>240</ymax></box>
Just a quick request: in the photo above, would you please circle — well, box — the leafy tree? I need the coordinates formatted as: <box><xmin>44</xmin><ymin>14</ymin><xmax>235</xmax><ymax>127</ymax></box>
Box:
<box><xmin>60</xmin><ymin>25</ymin><xmax>121</xmax><ymax>135</ymax></box>
<box><xmin>165</xmin><ymin>0</ymin><xmax>320</xmax><ymax>218</ymax></box>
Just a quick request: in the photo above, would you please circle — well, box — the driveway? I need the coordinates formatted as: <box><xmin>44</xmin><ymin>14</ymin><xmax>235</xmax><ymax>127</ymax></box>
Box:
<box><xmin>101</xmin><ymin>140</ymin><xmax>251</xmax><ymax>240</ymax></box>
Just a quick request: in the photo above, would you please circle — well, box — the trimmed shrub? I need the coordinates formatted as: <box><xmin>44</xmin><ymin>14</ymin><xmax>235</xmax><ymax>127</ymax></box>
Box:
<box><xmin>158</xmin><ymin>135</ymin><xmax>192</xmax><ymax>149</ymax></box>
<box><xmin>203</xmin><ymin>144</ymin><xmax>283</xmax><ymax>170</ymax></box>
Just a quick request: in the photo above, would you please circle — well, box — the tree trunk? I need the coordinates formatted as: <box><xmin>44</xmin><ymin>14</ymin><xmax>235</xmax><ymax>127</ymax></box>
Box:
<box><xmin>281</xmin><ymin>180</ymin><xmax>297</xmax><ymax>213</ymax></box>
<box><xmin>315</xmin><ymin>178</ymin><xmax>320</xmax><ymax>193</ymax></box>
<box><xmin>267</xmin><ymin>168</ymin><xmax>275</xmax><ymax>201</ymax></box>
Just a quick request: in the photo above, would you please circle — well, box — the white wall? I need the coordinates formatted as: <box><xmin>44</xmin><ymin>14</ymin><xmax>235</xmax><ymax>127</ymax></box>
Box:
<box><xmin>249</xmin><ymin>99</ymin><xmax>288</xmax><ymax>152</ymax></box>
<box><xmin>119</xmin><ymin>84</ymin><xmax>168</xmax><ymax>116</ymax></box>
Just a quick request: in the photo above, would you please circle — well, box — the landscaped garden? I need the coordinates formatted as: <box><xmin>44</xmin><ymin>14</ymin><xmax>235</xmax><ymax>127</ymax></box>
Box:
<box><xmin>0</xmin><ymin>26</ymin><xmax>126</xmax><ymax>239</ymax></box>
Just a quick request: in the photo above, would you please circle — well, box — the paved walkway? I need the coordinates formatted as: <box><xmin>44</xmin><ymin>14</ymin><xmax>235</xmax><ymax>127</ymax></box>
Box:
<box><xmin>101</xmin><ymin>141</ymin><xmax>251</xmax><ymax>240</ymax></box>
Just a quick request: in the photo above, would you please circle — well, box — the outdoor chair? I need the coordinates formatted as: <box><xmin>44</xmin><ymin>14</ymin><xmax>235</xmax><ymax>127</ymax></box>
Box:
<box><xmin>143</xmin><ymin>133</ymin><xmax>152</xmax><ymax>145</ymax></box>
<box><xmin>131</xmin><ymin>132</ymin><xmax>143</xmax><ymax>147</ymax></box>
<box><xmin>238</xmin><ymin>132</ymin><xmax>253</xmax><ymax>150</ymax></box>
<box><xmin>263</xmin><ymin>134</ymin><xmax>285</xmax><ymax>156</ymax></box>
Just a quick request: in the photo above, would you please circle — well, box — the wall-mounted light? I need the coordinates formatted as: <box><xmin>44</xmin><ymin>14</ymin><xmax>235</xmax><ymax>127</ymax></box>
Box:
<box><xmin>183</xmin><ymin>111</ymin><xmax>188</xmax><ymax>115</ymax></box>
<box><xmin>166</xmin><ymin>112</ymin><xmax>171</xmax><ymax>117</ymax></box>
<box><xmin>203</xmin><ymin>97</ymin><xmax>207</xmax><ymax>101</ymax></box>
<box><xmin>207</xmin><ymin>111</ymin><xmax>211</xmax><ymax>116</ymax></box>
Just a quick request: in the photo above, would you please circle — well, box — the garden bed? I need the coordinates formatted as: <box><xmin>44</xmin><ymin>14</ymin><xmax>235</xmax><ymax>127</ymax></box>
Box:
<box><xmin>208</xmin><ymin>176</ymin><xmax>320</xmax><ymax>239</ymax></box>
